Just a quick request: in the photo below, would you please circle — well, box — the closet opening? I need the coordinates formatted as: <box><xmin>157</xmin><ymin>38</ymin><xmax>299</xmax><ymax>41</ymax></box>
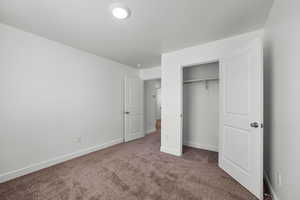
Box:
<box><xmin>182</xmin><ymin>61</ymin><xmax>219</xmax><ymax>162</ymax></box>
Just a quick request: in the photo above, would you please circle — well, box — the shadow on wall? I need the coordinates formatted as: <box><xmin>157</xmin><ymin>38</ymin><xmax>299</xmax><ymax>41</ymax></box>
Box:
<box><xmin>263</xmin><ymin>38</ymin><xmax>274</xmax><ymax>178</ymax></box>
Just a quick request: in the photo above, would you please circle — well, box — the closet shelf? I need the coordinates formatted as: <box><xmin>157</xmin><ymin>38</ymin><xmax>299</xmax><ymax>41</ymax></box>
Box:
<box><xmin>183</xmin><ymin>78</ymin><xmax>219</xmax><ymax>84</ymax></box>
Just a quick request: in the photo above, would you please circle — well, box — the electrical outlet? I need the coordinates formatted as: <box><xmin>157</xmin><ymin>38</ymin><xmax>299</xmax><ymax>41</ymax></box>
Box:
<box><xmin>75</xmin><ymin>136</ymin><xmax>82</xmax><ymax>144</ymax></box>
<box><xmin>276</xmin><ymin>171</ymin><xmax>282</xmax><ymax>187</ymax></box>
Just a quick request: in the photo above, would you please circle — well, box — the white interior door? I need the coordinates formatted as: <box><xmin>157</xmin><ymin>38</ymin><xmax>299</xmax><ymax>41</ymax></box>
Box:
<box><xmin>124</xmin><ymin>76</ymin><xmax>144</xmax><ymax>142</ymax></box>
<box><xmin>219</xmin><ymin>39</ymin><xmax>263</xmax><ymax>199</ymax></box>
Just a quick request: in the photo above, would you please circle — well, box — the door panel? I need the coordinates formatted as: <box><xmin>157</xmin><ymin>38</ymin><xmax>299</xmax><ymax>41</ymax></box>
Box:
<box><xmin>223</xmin><ymin>126</ymin><xmax>250</xmax><ymax>172</ymax></box>
<box><xmin>124</xmin><ymin>76</ymin><xmax>144</xmax><ymax>142</ymax></box>
<box><xmin>220</xmin><ymin>39</ymin><xmax>263</xmax><ymax>199</ymax></box>
<box><xmin>225</xmin><ymin>54</ymin><xmax>249</xmax><ymax>115</ymax></box>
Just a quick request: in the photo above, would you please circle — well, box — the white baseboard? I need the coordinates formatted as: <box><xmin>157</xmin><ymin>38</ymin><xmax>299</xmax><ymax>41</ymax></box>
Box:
<box><xmin>0</xmin><ymin>138</ymin><xmax>123</xmax><ymax>183</ymax></box>
<box><xmin>146</xmin><ymin>128</ymin><xmax>156</xmax><ymax>135</ymax></box>
<box><xmin>125</xmin><ymin>133</ymin><xmax>144</xmax><ymax>142</ymax></box>
<box><xmin>264</xmin><ymin>172</ymin><xmax>280</xmax><ymax>200</ymax></box>
<box><xmin>160</xmin><ymin>146</ymin><xmax>182</xmax><ymax>156</ymax></box>
<box><xmin>184</xmin><ymin>141</ymin><xmax>218</xmax><ymax>152</ymax></box>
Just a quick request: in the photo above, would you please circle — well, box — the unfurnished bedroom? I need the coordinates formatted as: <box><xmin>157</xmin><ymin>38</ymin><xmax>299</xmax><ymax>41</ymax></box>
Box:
<box><xmin>0</xmin><ymin>0</ymin><xmax>299</xmax><ymax>200</ymax></box>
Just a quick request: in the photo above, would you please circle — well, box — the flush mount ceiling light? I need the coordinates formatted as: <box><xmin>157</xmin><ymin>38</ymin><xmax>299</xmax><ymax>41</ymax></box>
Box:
<box><xmin>110</xmin><ymin>3</ymin><xmax>131</xmax><ymax>20</ymax></box>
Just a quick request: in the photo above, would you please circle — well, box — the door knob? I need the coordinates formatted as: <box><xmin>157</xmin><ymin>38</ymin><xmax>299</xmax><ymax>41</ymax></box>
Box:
<box><xmin>250</xmin><ymin>122</ymin><xmax>259</xmax><ymax>128</ymax></box>
<box><xmin>124</xmin><ymin>111</ymin><xmax>130</xmax><ymax>114</ymax></box>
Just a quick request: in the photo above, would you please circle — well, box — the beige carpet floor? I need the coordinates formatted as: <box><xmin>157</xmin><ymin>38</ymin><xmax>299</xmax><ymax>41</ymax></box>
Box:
<box><xmin>0</xmin><ymin>131</ymin><xmax>259</xmax><ymax>200</ymax></box>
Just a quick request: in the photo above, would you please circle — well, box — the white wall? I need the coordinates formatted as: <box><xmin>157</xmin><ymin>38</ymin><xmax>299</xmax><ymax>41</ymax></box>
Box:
<box><xmin>144</xmin><ymin>79</ymin><xmax>161</xmax><ymax>134</ymax></box>
<box><xmin>139</xmin><ymin>66</ymin><xmax>161</xmax><ymax>80</ymax></box>
<box><xmin>161</xmin><ymin>30</ymin><xmax>263</xmax><ymax>156</ymax></box>
<box><xmin>0</xmin><ymin>23</ymin><xmax>138</xmax><ymax>182</ymax></box>
<box><xmin>264</xmin><ymin>0</ymin><xmax>300</xmax><ymax>199</ymax></box>
<box><xmin>183</xmin><ymin>63</ymin><xmax>219</xmax><ymax>152</ymax></box>
<box><xmin>155</xmin><ymin>88</ymin><xmax>161</xmax><ymax>120</ymax></box>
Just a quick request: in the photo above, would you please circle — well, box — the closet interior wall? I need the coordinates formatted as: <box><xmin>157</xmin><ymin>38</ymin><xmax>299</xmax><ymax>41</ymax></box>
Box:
<box><xmin>183</xmin><ymin>62</ymin><xmax>219</xmax><ymax>152</ymax></box>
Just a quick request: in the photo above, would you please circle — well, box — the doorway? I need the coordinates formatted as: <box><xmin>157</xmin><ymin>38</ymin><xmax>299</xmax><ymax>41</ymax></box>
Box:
<box><xmin>182</xmin><ymin>62</ymin><xmax>219</xmax><ymax>154</ymax></box>
<box><xmin>124</xmin><ymin>76</ymin><xmax>144</xmax><ymax>142</ymax></box>
<box><xmin>144</xmin><ymin>79</ymin><xmax>161</xmax><ymax>134</ymax></box>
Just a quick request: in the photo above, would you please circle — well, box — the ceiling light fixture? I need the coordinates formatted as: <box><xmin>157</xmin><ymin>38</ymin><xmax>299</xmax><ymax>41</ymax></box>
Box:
<box><xmin>110</xmin><ymin>3</ymin><xmax>131</xmax><ymax>20</ymax></box>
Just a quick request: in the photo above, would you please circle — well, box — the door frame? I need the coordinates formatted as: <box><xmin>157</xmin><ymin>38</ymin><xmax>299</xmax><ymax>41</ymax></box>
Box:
<box><xmin>179</xmin><ymin>59</ymin><xmax>222</xmax><ymax>162</ymax></box>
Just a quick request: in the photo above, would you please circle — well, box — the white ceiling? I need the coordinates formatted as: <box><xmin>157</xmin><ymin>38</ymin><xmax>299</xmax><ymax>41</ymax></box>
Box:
<box><xmin>0</xmin><ymin>0</ymin><xmax>273</xmax><ymax>68</ymax></box>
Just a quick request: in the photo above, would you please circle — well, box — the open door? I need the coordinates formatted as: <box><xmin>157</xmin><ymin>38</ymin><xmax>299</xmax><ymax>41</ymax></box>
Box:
<box><xmin>219</xmin><ymin>39</ymin><xmax>263</xmax><ymax>199</ymax></box>
<box><xmin>124</xmin><ymin>76</ymin><xmax>144</xmax><ymax>142</ymax></box>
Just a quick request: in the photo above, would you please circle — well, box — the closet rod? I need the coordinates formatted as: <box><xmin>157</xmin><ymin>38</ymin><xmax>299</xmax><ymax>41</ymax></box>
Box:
<box><xmin>183</xmin><ymin>78</ymin><xmax>219</xmax><ymax>84</ymax></box>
